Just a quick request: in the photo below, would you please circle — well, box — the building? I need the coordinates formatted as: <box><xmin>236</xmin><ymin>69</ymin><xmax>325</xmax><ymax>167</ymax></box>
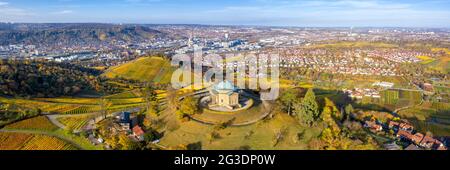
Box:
<box><xmin>364</xmin><ymin>121</ymin><xmax>383</xmax><ymax>132</ymax></box>
<box><xmin>117</xmin><ymin>112</ymin><xmax>131</xmax><ymax>131</ymax></box>
<box><xmin>209</xmin><ymin>81</ymin><xmax>241</xmax><ymax>110</ymax></box>
<box><xmin>132</xmin><ymin>125</ymin><xmax>145</xmax><ymax>142</ymax></box>
<box><xmin>411</xmin><ymin>133</ymin><xmax>424</xmax><ymax>145</ymax></box>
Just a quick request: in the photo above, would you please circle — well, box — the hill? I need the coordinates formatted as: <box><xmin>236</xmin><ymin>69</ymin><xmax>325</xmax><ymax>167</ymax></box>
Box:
<box><xmin>103</xmin><ymin>57</ymin><xmax>175</xmax><ymax>84</ymax></box>
<box><xmin>0</xmin><ymin>59</ymin><xmax>101</xmax><ymax>97</ymax></box>
<box><xmin>0</xmin><ymin>23</ymin><xmax>165</xmax><ymax>46</ymax></box>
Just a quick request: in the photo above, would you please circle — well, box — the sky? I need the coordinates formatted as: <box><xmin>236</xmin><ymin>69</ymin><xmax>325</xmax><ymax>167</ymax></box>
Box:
<box><xmin>0</xmin><ymin>0</ymin><xmax>449</xmax><ymax>27</ymax></box>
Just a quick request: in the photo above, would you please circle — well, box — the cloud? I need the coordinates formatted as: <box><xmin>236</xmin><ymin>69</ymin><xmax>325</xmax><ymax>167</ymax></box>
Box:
<box><xmin>0</xmin><ymin>1</ymin><xmax>9</xmax><ymax>6</ymax></box>
<box><xmin>52</xmin><ymin>10</ymin><xmax>74</xmax><ymax>14</ymax></box>
<box><xmin>0</xmin><ymin>2</ymin><xmax>34</xmax><ymax>21</ymax></box>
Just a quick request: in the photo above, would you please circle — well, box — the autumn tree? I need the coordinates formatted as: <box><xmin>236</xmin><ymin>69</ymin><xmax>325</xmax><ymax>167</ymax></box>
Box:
<box><xmin>141</xmin><ymin>84</ymin><xmax>159</xmax><ymax>115</ymax></box>
<box><xmin>177</xmin><ymin>96</ymin><xmax>199</xmax><ymax>119</ymax></box>
<box><xmin>344</xmin><ymin>104</ymin><xmax>354</xmax><ymax>120</ymax></box>
<box><xmin>118</xmin><ymin>134</ymin><xmax>139</xmax><ymax>150</ymax></box>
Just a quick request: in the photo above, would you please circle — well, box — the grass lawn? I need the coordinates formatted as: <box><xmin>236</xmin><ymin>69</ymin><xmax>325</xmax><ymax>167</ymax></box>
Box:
<box><xmin>159</xmin><ymin>110</ymin><xmax>321</xmax><ymax>150</ymax></box>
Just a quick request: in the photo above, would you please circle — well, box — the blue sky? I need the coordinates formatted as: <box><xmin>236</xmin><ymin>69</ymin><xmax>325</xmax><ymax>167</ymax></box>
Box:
<box><xmin>0</xmin><ymin>0</ymin><xmax>449</xmax><ymax>27</ymax></box>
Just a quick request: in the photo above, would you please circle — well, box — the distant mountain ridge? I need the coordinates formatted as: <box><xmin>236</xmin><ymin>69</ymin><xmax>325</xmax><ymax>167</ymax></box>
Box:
<box><xmin>0</xmin><ymin>23</ymin><xmax>166</xmax><ymax>46</ymax></box>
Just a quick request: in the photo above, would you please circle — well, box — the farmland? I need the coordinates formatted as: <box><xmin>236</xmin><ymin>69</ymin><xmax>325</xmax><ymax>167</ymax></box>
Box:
<box><xmin>398</xmin><ymin>102</ymin><xmax>450</xmax><ymax>136</ymax></box>
<box><xmin>4</xmin><ymin>116</ymin><xmax>58</xmax><ymax>131</ymax></box>
<box><xmin>103</xmin><ymin>57</ymin><xmax>175</xmax><ymax>83</ymax></box>
<box><xmin>0</xmin><ymin>132</ymin><xmax>78</xmax><ymax>150</ymax></box>
<box><xmin>57</xmin><ymin>115</ymin><xmax>94</xmax><ymax>131</ymax></box>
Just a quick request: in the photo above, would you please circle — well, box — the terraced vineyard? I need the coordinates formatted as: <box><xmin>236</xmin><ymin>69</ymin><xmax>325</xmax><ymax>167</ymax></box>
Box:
<box><xmin>4</xmin><ymin>116</ymin><xmax>58</xmax><ymax>131</ymax></box>
<box><xmin>62</xmin><ymin>105</ymin><xmax>101</xmax><ymax>114</ymax></box>
<box><xmin>35</xmin><ymin>98</ymin><xmax>100</xmax><ymax>105</ymax></box>
<box><xmin>106</xmin><ymin>90</ymin><xmax>141</xmax><ymax>99</ymax></box>
<box><xmin>0</xmin><ymin>132</ymin><xmax>77</xmax><ymax>150</ymax></box>
<box><xmin>103</xmin><ymin>56</ymin><xmax>175</xmax><ymax>83</ymax></box>
<box><xmin>57</xmin><ymin>115</ymin><xmax>94</xmax><ymax>131</ymax></box>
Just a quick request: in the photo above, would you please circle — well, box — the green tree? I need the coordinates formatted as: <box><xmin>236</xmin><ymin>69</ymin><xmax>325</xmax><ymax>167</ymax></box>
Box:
<box><xmin>279</xmin><ymin>89</ymin><xmax>297</xmax><ymax>115</ymax></box>
<box><xmin>293</xmin><ymin>101</ymin><xmax>313</xmax><ymax>126</ymax></box>
<box><xmin>294</xmin><ymin>88</ymin><xmax>319</xmax><ymax>126</ymax></box>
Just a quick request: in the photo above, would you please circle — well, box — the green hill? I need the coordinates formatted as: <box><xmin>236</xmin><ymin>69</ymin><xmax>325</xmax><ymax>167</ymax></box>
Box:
<box><xmin>103</xmin><ymin>57</ymin><xmax>175</xmax><ymax>84</ymax></box>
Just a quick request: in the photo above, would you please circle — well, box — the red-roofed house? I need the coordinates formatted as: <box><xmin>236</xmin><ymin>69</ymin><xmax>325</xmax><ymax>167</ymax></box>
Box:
<box><xmin>399</xmin><ymin>122</ymin><xmax>413</xmax><ymax>132</ymax></box>
<box><xmin>364</xmin><ymin>121</ymin><xmax>383</xmax><ymax>132</ymax></box>
<box><xmin>411</xmin><ymin>133</ymin><xmax>424</xmax><ymax>145</ymax></box>
<box><xmin>396</xmin><ymin>130</ymin><xmax>413</xmax><ymax>141</ymax></box>
<box><xmin>388</xmin><ymin>121</ymin><xmax>399</xmax><ymax>129</ymax></box>
<box><xmin>419</xmin><ymin>135</ymin><xmax>436</xmax><ymax>149</ymax></box>
<box><xmin>132</xmin><ymin>125</ymin><xmax>145</xmax><ymax>141</ymax></box>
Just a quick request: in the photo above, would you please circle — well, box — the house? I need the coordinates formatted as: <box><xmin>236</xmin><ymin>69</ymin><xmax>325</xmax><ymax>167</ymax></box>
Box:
<box><xmin>396</xmin><ymin>130</ymin><xmax>413</xmax><ymax>141</ymax></box>
<box><xmin>411</xmin><ymin>133</ymin><xmax>424</xmax><ymax>145</ymax></box>
<box><xmin>118</xmin><ymin>111</ymin><xmax>131</xmax><ymax>123</ymax></box>
<box><xmin>399</xmin><ymin>122</ymin><xmax>414</xmax><ymax>132</ymax></box>
<box><xmin>132</xmin><ymin>125</ymin><xmax>145</xmax><ymax>141</ymax></box>
<box><xmin>419</xmin><ymin>135</ymin><xmax>436</xmax><ymax>149</ymax></box>
<box><xmin>117</xmin><ymin>112</ymin><xmax>131</xmax><ymax>131</ymax></box>
<box><xmin>422</xmin><ymin>83</ymin><xmax>433</xmax><ymax>92</ymax></box>
<box><xmin>388</xmin><ymin>121</ymin><xmax>399</xmax><ymax>130</ymax></box>
<box><xmin>434</xmin><ymin>140</ymin><xmax>447</xmax><ymax>150</ymax></box>
<box><xmin>364</xmin><ymin>121</ymin><xmax>383</xmax><ymax>132</ymax></box>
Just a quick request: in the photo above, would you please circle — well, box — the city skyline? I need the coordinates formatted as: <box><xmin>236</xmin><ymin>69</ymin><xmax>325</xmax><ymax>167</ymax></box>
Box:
<box><xmin>0</xmin><ymin>0</ymin><xmax>449</xmax><ymax>27</ymax></box>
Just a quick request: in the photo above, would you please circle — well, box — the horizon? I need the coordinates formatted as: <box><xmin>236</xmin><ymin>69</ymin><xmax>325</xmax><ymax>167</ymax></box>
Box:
<box><xmin>1</xmin><ymin>22</ymin><xmax>449</xmax><ymax>29</ymax></box>
<box><xmin>0</xmin><ymin>0</ymin><xmax>449</xmax><ymax>27</ymax></box>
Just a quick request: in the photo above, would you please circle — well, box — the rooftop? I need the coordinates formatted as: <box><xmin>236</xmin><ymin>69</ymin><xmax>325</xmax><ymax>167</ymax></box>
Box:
<box><xmin>213</xmin><ymin>80</ymin><xmax>237</xmax><ymax>91</ymax></box>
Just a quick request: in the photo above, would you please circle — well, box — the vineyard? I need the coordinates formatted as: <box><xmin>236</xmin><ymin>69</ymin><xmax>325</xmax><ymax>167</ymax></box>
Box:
<box><xmin>4</xmin><ymin>116</ymin><xmax>58</xmax><ymax>131</ymax></box>
<box><xmin>103</xmin><ymin>56</ymin><xmax>174</xmax><ymax>83</ymax></box>
<box><xmin>35</xmin><ymin>98</ymin><xmax>100</xmax><ymax>105</ymax></box>
<box><xmin>380</xmin><ymin>89</ymin><xmax>422</xmax><ymax>110</ymax></box>
<box><xmin>105</xmin><ymin>90</ymin><xmax>142</xmax><ymax>99</ymax></box>
<box><xmin>398</xmin><ymin>102</ymin><xmax>450</xmax><ymax>136</ymax></box>
<box><xmin>57</xmin><ymin>115</ymin><xmax>94</xmax><ymax>131</ymax></box>
<box><xmin>0</xmin><ymin>132</ymin><xmax>77</xmax><ymax>150</ymax></box>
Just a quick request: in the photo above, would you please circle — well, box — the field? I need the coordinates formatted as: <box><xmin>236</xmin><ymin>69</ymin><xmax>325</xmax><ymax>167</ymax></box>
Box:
<box><xmin>4</xmin><ymin>116</ymin><xmax>58</xmax><ymax>131</ymax></box>
<box><xmin>57</xmin><ymin>115</ymin><xmax>94</xmax><ymax>131</ymax></box>
<box><xmin>398</xmin><ymin>102</ymin><xmax>450</xmax><ymax>136</ymax></box>
<box><xmin>417</xmin><ymin>55</ymin><xmax>436</xmax><ymax>64</ymax></box>
<box><xmin>424</xmin><ymin>56</ymin><xmax>450</xmax><ymax>74</ymax></box>
<box><xmin>379</xmin><ymin>89</ymin><xmax>422</xmax><ymax>111</ymax></box>
<box><xmin>0</xmin><ymin>132</ymin><xmax>78</xmax><ymax>150</ymax></box>
<box><xmin>103</xmin><ymin>56</ymin><xmax>175</xmax><ymax>83</ymax></box>
<box><xmin>0</xmin><ymin>90</ymin><xmax>149</xmax><ymax>115</ymax></box>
